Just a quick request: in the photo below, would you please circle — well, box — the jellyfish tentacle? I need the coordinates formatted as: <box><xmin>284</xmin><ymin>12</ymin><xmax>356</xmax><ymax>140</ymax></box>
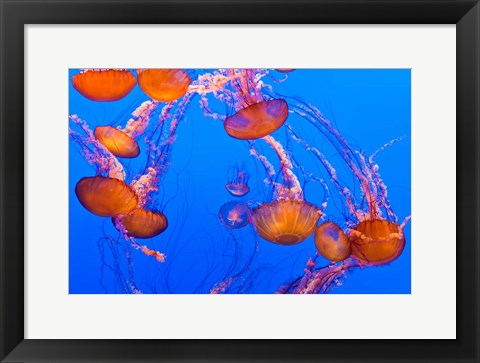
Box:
<box><xmin>281</xmin><ymin>258</ymin><xmax>359</xmax><ymax>294</ymax></box>
<box><xmin>113</xmin><ymin>218</ymin><xmax>166</xmax><ymax>264</ymax></box>
<box><xmin>69</xmin><ymin>115</ymin><xmax>125</xmax><ymax>180</ymax></box>
<box><xmin>287</xmin><ymin>124</ymin><xmax>358</xmax><ymax>221</ymax></box>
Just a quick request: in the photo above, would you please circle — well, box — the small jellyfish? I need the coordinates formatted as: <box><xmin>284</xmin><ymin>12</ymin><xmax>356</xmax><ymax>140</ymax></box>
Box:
<box><xmin>225</xmin><ymin>165</ymin><xmax>250</xmax><ymax>197</ymax></box>
<box><xmin>252</xmin><ymin>199</ymin><xmax>321</xmax><ymax>245</ymax></box>
<box><xmin>224</xmin><ymin>99</ymin><xmax>289</xmax><ymax>140</ymax></box>
<box><xmin>72</xmin><ymin>69</ymin><xmax>136</xmax><ymax>102</ymax></box>
<box><xmin>75</xmin><ymin>176</ymin><xmax>138</xmax><ymax>217</ymax></box>
<box><xmin>314</xmin><ymin>222</ymin><xmax>351</xmax><ymax>263</ymax></box>
<box><xmin>113</xmin><ymin>208</ymin><xmax>168</xmax><ymax>239</ymax></box>
<box><xmin>94</xmin><ymin>126</ymin><xmax>140</xmax><ymax>158</ymax></box>
<box><xmin>218</xmin><ymin>201</ymin><xmax>251</xmax><ymax>229</ymax></box>
<box><xmin>137</xmin><ymin>69</ymin><xmax>191</xmax><ymax>102</ymax></box>
<box><xmin>349</xmin><ymin>219</ymin><xmax>405</xmax><ymax>266</ymax></box>
<box><xmin>275</xmin><ymin>69</ymin><xmax>295</xmax><ymax>73</ymax></box>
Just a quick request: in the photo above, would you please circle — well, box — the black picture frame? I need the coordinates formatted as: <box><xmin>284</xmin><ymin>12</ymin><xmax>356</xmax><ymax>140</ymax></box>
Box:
<box><xmin>1</xmin><ymin>0</ymin><xmax>479</xmax><ymax>362</ymax></box>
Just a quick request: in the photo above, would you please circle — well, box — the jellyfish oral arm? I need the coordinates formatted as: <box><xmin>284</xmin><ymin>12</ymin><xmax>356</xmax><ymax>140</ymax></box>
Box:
<box><xmin>131</xmin><ymin>167</ymin><xmax>159</xmax><ymax>208</ymax></box>
<box><xmin>123</xmin><ymin>100</ymin><xmax>159</xmax><ymax>139</ymax></box>
<box><xmin>248</xmin><ymin>141</ymin><xmax>277</xmax><ymax>187</ymax></box>
<box><xmin>140</xmin><ymin>245</ymin><xmax>166</xmax><ymax>263</ymax></box>
<box><xmin>262</xmin><ymin>135</ymin><xmax>303</xmax><ymax>200</ymax></box>
<box><xmin>193</xmin><ymin>69</ymin><xmax>270</xmax><ymax>115</ymax></box>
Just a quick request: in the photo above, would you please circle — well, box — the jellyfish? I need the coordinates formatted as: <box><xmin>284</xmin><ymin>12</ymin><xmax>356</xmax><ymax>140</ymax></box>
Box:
<box><xmin>225</xmin><ymin>164</ymin><xmax>250</xmax><ymax>197</ymax></box>
<box><xmin>349</xmin><ymin>219</ymin><xmax>405</xmax><ymax>266</ymax></box>
<box><xmin>192</xmin><ymin>69</ymin><xmax>321</xmax><ymax>245</ymax></box>
<box><xmin>110</xmin><ymin>91</ymin><xmax>196</xmax><ymax>271</ymax></box>
<box><xmin>137</xmin><ymin>69</ymin><xmax>191</xmax><ymax>102</ymax></box>
<box><xmin>213</xmin><ymin>201</ymin><xmax>261</xmax><ymax>294</ymax></box>
<box><xmin>110</xmin><ymin>92</ymin><xmax>196</xmax><ymax>237</ymax></box>
<box><xmin>287</xmin><ymin>105</ymin><xmax>410</xmax><ymax>267</ymax></box>
<box><xmin>93</xmin><ymin>100</ymin><xmax>160</xmax><ymax>158</ymax></box>
<box><xmin>94</xmin><ymin>126</ymin><xmax>140</xmax><ymax>158</ymax></box>
<box><xmin>314</xmin><ymin>222</ymin><xmax>351</xmax><ymax>263</ymax></box>
<box><xmin>70</xmin><ymin>70</ymin><xmax>162</xmax><ymax>159</ymax></box>
<box><xmin>249</xmin><ymin>134</ymin><xmax>322</xmax><ymax>245</ymax></box>
<box><xmin>252</xmin><ymin>199</ymin><xmax>320</xmax><ymax>245</ymax></box>
<box><xmin>275</xmin><ymin>69</ymin><xmax>295</xmax><ymax>73</ymax></box>
<box><xmin>75</xmin><ymin>176</ymin><xmax>138</xmax><ymax>217</ymax></box>
<box><xmin>70</xmin><ymin>78</ymin><xmax>197</xmax><ymax>293</ymax></box>
<box><xmin>72</xmin><ymin>69</ymin><xmax>136</xmax><ymax>102</ymax></box>
<box><xmin>274</xmin><ymin>100</ymin><xmax>410</xmax><ymax>293</ymax></box>
<box><xmin>69</xmin><ymin>68</ymin><xmax>409</xmax><ymax>294</ymax></box>
<box><xmin>224</xmin><ymin>99</ymin><xmax>289</xmax><ymax>140</ymax></box>
<box><xmin>113</xmin><ymin>208</ymin><xmax>168</xmax><ymax>238</ymax></box>
<box><xmin>192</xmin><ymin>69</ymin><xmax>289</xmax><ymax>139</ymax></box>
<box><xmin>218</xmin><ymin>201</ymin><xmax>251</xmax><ymax>229</ymax></box>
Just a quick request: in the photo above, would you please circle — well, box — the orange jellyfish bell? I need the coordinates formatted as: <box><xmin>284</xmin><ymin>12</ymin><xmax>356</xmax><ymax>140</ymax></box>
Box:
<box><xmin>94</xmin><ymin>126</ymin><xmax>140</xmax><ymax>158</ymax></box>
<box><xmin>75</xmin><ymin>176</ymin><xmax>138</xmax><ymax>217</ymax></box>
<box><xmin>114</xmin><ymin>208</ymin><xmax>168</xmax><ymax>239</ymax></box>
<box><xmin>224</xmin><ymin>99</ymin><xmax>289</xmax><ymax>140</ymax></box>
<box><xmin>137</xmin><ymin>69</ymin><xmax>191</xmax><ymax>102</ymax></box>
<box><xmin>349</xmin><ymin>219</ymin><xmax>405</xmax><ymax>266</ymax></box>
<box><xmin>252</xmin><ymin>199</ymin><xmax>320</xmax><ymax>245</ymax></box>
<box><xmin>314</xmin><ymin>222</ymin><xmax>351</xmax><ymax>263</ymax></box>
<box><xmin>72</xmin><ymin>69</ymin><xmax>136</xmax><ymax>102</ymax></box>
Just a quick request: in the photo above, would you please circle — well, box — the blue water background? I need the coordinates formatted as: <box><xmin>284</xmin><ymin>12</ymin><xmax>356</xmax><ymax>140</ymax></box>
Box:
<box><xmin>69</xmin><ymin>69</ymin><xmax>411</xmax><ymax>294</ymax></box>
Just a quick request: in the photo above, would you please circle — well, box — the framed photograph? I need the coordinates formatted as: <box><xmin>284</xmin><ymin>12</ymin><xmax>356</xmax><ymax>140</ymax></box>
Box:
<box><xmin>1</xmin><ymin>0</ymin><xmax>478</xmax><ymax>362</ymax></box>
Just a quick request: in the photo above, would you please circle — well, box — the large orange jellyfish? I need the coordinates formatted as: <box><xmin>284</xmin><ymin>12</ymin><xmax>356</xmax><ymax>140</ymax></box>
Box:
<box><xmin>224</xmin><ymin>99</ymin><xmax>288</xmax><ymax>140</ymax></box>
<box><xmin>72</xmin><ymin>69</ymin><xmax>136</xmax><ymax>102</ymax></box>
<box><xmin>249</xmin><ymin>134</ymin><xmax>322</xmax><ymax>245</ymax></box>
<box><xmin>137</xmin><ymin>69</ymin><xmax>191</xmax><ymax>102</ymax></box>
<box><xmin>252</xmin><ymin>199</ymin><xmax>320</xmax><ymax>245</ymax></box>
<box><xmin>75</xmin><ymin>176</ymin><xmax>138</xmax><ymax>217</ymax></box>
<box><xmin>113</xmin><ymin>208</ymin><xmax>168</xmax><ymax>238</ymax></box>
<box><xmin>192</xmin><ymin>69</ymin><xmax>289</xmax><ymax>139</ymax></box>
<box><xmin>349</xmin><ymin>219</ymin><xmax>405</xmax><ymax>266</ymax></box>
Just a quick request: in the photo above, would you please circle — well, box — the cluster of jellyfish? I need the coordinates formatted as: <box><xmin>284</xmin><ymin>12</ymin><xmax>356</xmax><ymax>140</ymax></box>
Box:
<box><xmin>69</xmin><ymin>68</ymin><xmax>410</xmax><ymax>294</ymax></box>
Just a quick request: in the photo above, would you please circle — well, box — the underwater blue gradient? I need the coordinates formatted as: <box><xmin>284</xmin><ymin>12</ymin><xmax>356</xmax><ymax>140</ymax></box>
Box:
<box><xmin>69</xmin><ymin>69</ymin><xmax>411</xmax><ymax>294</ymax></box>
